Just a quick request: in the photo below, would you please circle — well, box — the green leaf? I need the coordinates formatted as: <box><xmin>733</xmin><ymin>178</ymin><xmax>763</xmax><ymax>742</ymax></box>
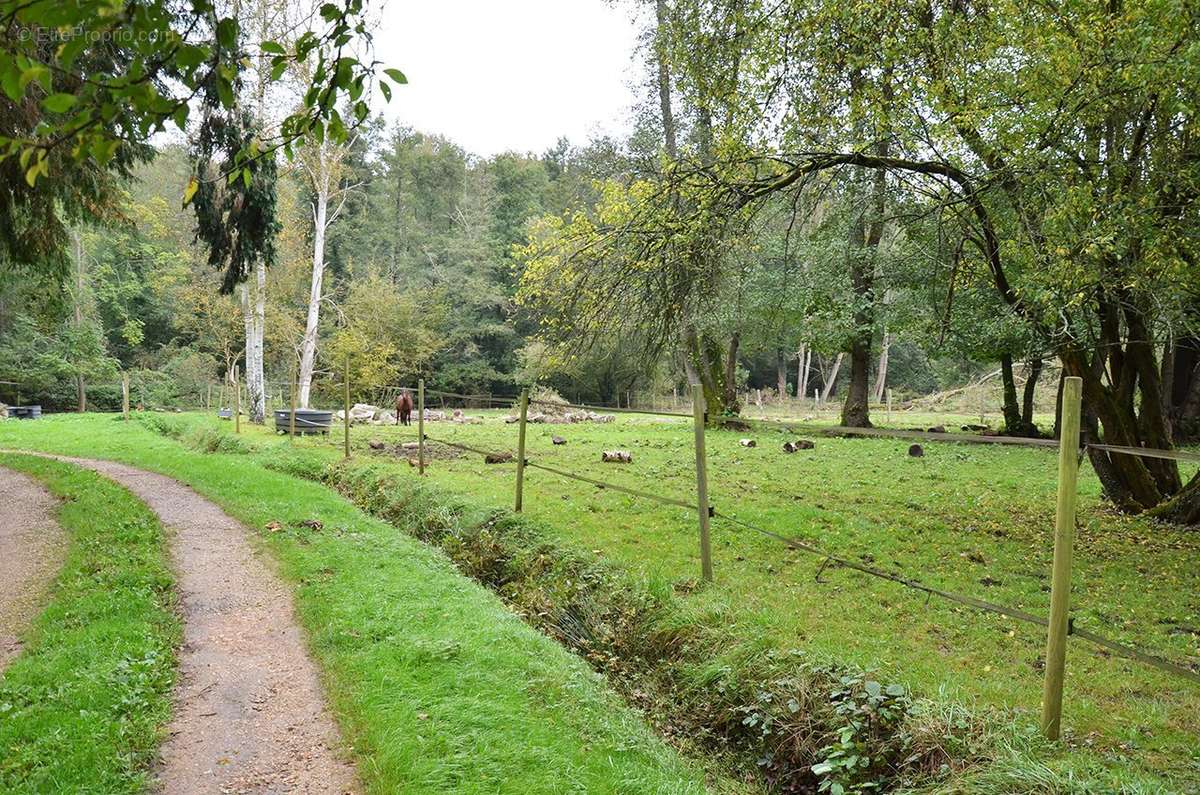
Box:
<box><xmin>241</xmin><ymin>167</ymin><xmax>251</xmax><ymax>188</ymax></box>
<box><xmin>42</xmin><ymin>93</ymin><xmax>76</xmax><ymax>113</ymax></box>
<box><xmin>383</xmin><ymin>68</ymin><xmax>407</xmax><ymax>85</ymax></box>
<box><xmin>260</xmin><ymin>41</ymin><xmax>286</xmax><ymax>55</ymax></box>
<box><xmin>182</xmin><ymin>177</ymin><xmax>199</xmax><ymax>207</ymax></box>
<box><xmin>24</xmin><ymin>152</ymin><xmax>46</xmax><ymax>187</ymax></box>
<box><xmin>215</xmin><ymin>18</ymin><xmax>238</xmax><ymax>49</ymax></box>
<box><xmin>20</xmin><ymin>64</ymin><xmax>51</xmax><ymax>93</ymax></box>
<box><xmin>91</xmin><ymin>137</ymin><xmax>120</xmax><ymax>164</ymax></box>
<box><xmin>1</xmin><ymin>69</ymin><xmax>22</xmax><ymax>102</ymax></box>
<box><xmin>378</xmin><ymin>80</ymin><xmax>391</xmax><ymax>102</ymax></box>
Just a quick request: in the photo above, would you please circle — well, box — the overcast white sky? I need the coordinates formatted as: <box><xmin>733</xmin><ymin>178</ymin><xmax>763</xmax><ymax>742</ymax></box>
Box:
<box><xmin>373</xmin><ymin>1</ymin><xmax>643</xmax><ymax>157</ymax></box>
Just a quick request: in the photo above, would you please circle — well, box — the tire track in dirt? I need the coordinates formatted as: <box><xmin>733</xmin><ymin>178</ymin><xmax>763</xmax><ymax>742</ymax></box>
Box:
<box><xmin>9</xmin><ymin>454</ymin><xmax>358</xmax><ymax>794</ymax></box>
<box><xmin>0</xmin><ymin>465</ymin><xmax>66</xmax><ymax>672</ymax></box>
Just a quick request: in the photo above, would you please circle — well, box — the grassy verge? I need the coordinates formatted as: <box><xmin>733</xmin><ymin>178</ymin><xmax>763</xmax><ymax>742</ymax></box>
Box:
<box><xmin>145</xmin><ymin>411</ymin><xmax>1199</xmax><ymax>791</ymax></box>
<box><xmin>0</xmin><ymin>454</ymin><xmax>179</xmax><ymax>793</ymax></box>
<box><xmin>0</xmin><ymin>417</ymin><xmax>718</xmax><ymax>794</ymax></box>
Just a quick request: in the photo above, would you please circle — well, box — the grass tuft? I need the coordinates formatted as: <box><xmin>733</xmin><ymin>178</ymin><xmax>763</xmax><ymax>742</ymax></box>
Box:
<box><xmin>0</xmin><ymin>454</ymin><xmax>179</xmax><ymax>793</ymax></box>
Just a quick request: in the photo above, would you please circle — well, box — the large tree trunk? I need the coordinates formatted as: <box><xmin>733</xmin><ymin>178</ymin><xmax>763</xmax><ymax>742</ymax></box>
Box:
<box><xmin>1167</xmin><ymin>333</ymin><xmax>1200</xmax><ymax>443</ymax></box>
<box><xmin>1060</xmin><ymin>299</ymin><xmax>1183</xmax><ymax>515</ymax></box>
<box><xmin>298</xmin><ymin>174</ymin><xmax>329</xmax><ymax>409</ymax></box>
<box><xmin>1150</xmin><ymin>474</ymin><xmax>1200</xmax><ymax>525</ymax></box>
<box><xmin>841</xmin><ymin>160</ymin><xmax>885</xmax><ymax>427</ymax></box>
<box><xmin>999</xmin><ymin>354</ymin><xmax>1021</xmax><ymax>432</ymax></box>
<box><xmin>683</xmin><ymin>328</ymin><xmax>741</xmax><ymax>421</ymax></box>
<box><xmin>842</xmin><ymin>339</ymin><xmax>872</xmax><ymax>427</ymax></box>
<box><xmin>999</xmin><ymin>354</ymin><xmax>1040</xmax><ymax>437</ymax></box>
<box><xmin>1021</xmin><ymin>357</ymin><xmax>1042</xmax><ymax>429</ymax></box>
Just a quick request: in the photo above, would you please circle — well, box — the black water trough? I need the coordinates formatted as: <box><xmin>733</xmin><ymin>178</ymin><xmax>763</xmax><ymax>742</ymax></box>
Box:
<box><xmin>274</xmin><ymin>408</ymin><xmax>333</xmax><ymax>435</ymax></box>
<box><xmin>10</xmin><ymin>405</ymin><xmax>41</xmax><ymax>420</ymax></box>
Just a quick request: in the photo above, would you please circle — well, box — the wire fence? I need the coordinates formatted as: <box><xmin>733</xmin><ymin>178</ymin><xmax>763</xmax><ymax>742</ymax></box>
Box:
<box><xmin>406</xmin><ymin>388</ymin><xmax>1200</xmax><ymax>692</ymax></box>
<box><xmin>12</xmin><ymin>371</ymin><xmax>1199</xmax><ymax>691</ymax></box>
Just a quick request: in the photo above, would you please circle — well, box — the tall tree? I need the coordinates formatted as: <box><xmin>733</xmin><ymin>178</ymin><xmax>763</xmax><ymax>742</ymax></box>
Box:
<box><xmin>294</xmin><ymin>107</ymin><xmax>356</xmax><ymax>407</ymax></box>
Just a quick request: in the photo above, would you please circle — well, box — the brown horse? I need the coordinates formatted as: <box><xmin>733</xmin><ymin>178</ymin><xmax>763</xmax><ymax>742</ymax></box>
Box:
<box><xmin>395</xmin><ymin>390</ymin><xmax>414</xmax><ymax>426</ymax></box>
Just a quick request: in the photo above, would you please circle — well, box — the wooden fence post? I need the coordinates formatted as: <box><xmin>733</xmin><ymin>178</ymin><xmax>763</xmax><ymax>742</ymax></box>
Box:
<box><xmin>234</xmin><ymin>366</ymin><xmax>241</xmax><ymax>434</ymax></box>
<box><xmin>206</xmin><ymin>383</ymin><xmax>212</xmax><ymax>411</ymax></box>
<box><xmin>515</xmin><ymin>388</ymin><xmax>529</xmax><ymax>512</ymax></box>
<box><xmin>691</xmin><ymin>384</ymin><xmax>714</xmax><ymax>582</ymax></box>
<box><xmin>1041</xmin><ymin>375</ymin><xmax>1082</xmax><ymax>741</ymax></box>
<box><xmin>417</xmin><ymin>378</ymin><xmax>426</xmax><ymax>475</ymax></box>
<box><xmin>121</xmin><ymin>373</ymin><xmax>130</xmax><ymax>421</ymax></box>
<box><xmin>343</xmin><ymin>353</ymin><xmax>351</xmax><ymax>459</ymax></box>
<box><xmin>289</xmin><ymin>359</ymin><xmax>298</xmax><ymax>440</ymax></box>
<box><xmin>886</xmin><ymin>388</ymin><xmax>892</xmax><ymax>425</ymax></box>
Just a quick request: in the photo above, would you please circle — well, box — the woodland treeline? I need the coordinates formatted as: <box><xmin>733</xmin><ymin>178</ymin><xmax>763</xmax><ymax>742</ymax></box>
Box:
<box><xmin>1</xmin><ymin>0</ymin><xmax>1198</xmax><ymax>521</ymax></box>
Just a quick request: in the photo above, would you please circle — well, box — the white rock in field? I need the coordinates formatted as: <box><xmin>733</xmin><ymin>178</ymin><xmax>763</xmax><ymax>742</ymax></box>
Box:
<box><xmin>349</xmin><ymin>403</ymin><xmax>378</xmax><ymax>422</ymax></box>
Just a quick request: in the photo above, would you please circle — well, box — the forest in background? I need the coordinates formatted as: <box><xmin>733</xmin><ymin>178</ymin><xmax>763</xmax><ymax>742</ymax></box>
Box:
<box><xmin>0</xmin><ymin>94</ymin><xmax>1000</xmax><ymax>417</ymax></box>
<box><xmin>2</xmin><ymin>0</ymin><xmax>1199</xmax><ymax>522</ymax></box>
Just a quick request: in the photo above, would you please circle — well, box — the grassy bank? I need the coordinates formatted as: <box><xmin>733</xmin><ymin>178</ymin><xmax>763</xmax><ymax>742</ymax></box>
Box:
<box><xmin>0</xmin><ymin>416</ymin><xmax>719</xmax><ymax>794</ymax></box>
<box><xmin>140</xmin><ymin>409</ymin><xmax>1199</xmax><ymax>791</ymax></box>
<box><xmin>0</xmin><ymin>455</ymin><xmax>179</xmax><ymax>793</ymax></box>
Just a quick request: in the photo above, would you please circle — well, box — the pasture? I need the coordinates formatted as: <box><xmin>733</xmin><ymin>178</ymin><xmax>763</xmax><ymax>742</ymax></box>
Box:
<box><xmin>5</xmin><ymin>408</ymin><xmax>1194</xmax><ymax>790</ymax></box>
<box><xmin>285</xmin><ymin>408</ymin><xmax>1200</xmax><ymax>779</ymax></box>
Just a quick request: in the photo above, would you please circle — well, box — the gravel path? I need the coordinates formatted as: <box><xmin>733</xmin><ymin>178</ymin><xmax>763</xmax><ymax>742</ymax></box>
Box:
<box><xmin>0</xmin><ymin>465</ymin><xmax>65</xmax><ymax>672</ymax></box>
<box><xmin>15</xmin><ymin>454</ymin><xmax>358</xmax><ymax>794</ymax></box>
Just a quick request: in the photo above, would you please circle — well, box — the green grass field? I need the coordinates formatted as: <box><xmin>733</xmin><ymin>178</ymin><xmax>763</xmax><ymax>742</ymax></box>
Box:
<box><xmin>0</xmin><ymin>455</ymin><xmax>179</xmax><ymax>793</ymax></box>
<box><xmin>191</xmin><ymin>406</ymin><xmax>1198</xmax><ymax>788</ymax></box>
<box><xmin>3</xmin><ymin>410</ymin><xmax>1198</xmax><ymax>791</ymax></box>
<box><xmin>0</xmin><ymin>417</ymin><xmax>721</xmax><ymax>794</ymax></box>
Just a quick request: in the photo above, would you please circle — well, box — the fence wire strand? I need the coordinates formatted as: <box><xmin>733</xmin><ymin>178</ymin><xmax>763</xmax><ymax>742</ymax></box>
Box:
<box><xmin>523</xmin><ymin>460</ymin><xmax>698</xmax><ymax>510</ymax></box>
<box><xmin>422</xmin><ymin>433</ymin><xmax>699</xmax><ymax>511</ymax></box>
<box><xmin>721</xmin><ymin>415</ymin><xmax>1064</xmax><ymax>449</ymax></box>
<box><xmin>710</xmin><ymin>509</ymin><xmax>1200</xmax><ymax>685</ymax></box>
<box><xmin>525</xmin><ymin>398</ymin><xmax>691</xmax><ymax>419</ymax></box>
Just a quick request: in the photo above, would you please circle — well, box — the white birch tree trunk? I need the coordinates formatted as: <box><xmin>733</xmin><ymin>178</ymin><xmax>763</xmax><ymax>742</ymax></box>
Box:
<box><xmin>240</xmin><ymin>282</ymin><xmax>252</xmax><ymax>414</ymax></box>
<box><xmin>244</xmin><ymin>261</ymin><xmax>266</xmax><ymax>422</ymax></box>
<box><xmin>298</xmin><ymin>175</ymin><xmax>328</xmax><ymax>408</ymax></box>
<box><xmin>822</xmin><ymin>352</ymin><xmax>844</xmax><ymax>403</ymax></box>
<box><xmin>873</xmin><ymin>329</ymin><xmax>890</xmax><ymax>403</ymax></box>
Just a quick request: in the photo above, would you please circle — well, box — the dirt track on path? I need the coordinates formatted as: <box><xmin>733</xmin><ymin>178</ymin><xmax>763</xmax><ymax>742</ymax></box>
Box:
<box><xmin>12</xmin><ymin>454</ymin><xmax>358</xmax><ymax>795</ymax></box>
<box><xmin>0</xmin><ymin>465</ymin><xmax>65</xmax><ymax>672</ymax></box>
